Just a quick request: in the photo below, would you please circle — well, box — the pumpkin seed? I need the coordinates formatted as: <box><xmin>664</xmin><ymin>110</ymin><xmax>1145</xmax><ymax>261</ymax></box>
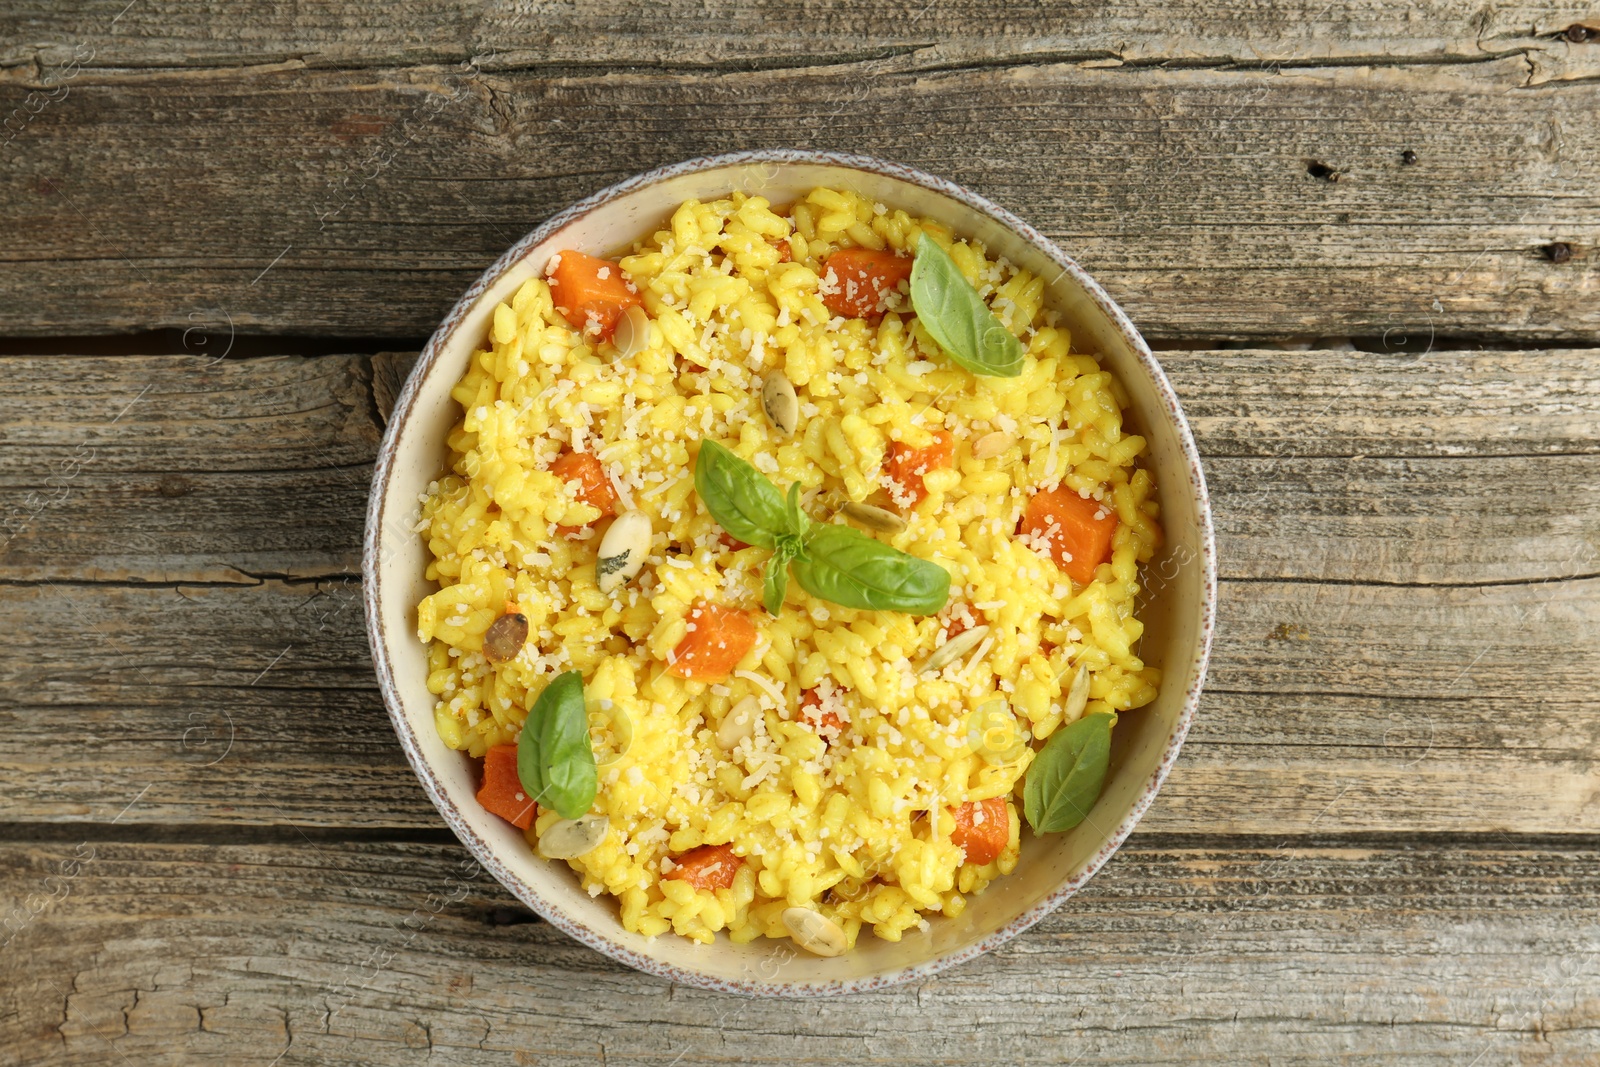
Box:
<box><xmin>920</xmin><ymin>624</ymin><xmax>990</xmax><ymax>674</ymax></box>
<box><xmin>840</xmin><ymin>501</ymin><xmax>907</xmax><ymax>534</ymax></box>
<box><xmin>596</xmin><ymin>509</ymin><xmax>652</xmax><ymax>593</ymax></box>
<box><xmin>483</xmin><ymin>612</ymin><xmax>529</xmax><ymax>664</ymax></box>
<box><xmin>1062</xmin><ymin>662</ymin><xmax>1092</xmax><ymax>722</ymax></box>
<box><xmin>716</xmin><ymin>695</ymin><xmax>761</xmax><ymax>751</ymax></box>
<box><xmin>538</xmin><ymin>813</ymin><xmax>609</xmax><ymax>859</ymax></box>
<box><xmin>611</xmin><ymin>305</ymin><xmax>651</xmax><ymax>361</ymax></box>
<box><xmin>972</xmin><ymin>430</ymin><xmax>1016</xmax><ymax>459</ymax></box>
<box><xmin>781</xmin><ymin>906</ymin><xmax>848</xmax><ymax>957</ymax></box>
<box><xmin>761</xmin><ymin>371</ymin><xmax>799</xmax><ymax>436</ymax></box>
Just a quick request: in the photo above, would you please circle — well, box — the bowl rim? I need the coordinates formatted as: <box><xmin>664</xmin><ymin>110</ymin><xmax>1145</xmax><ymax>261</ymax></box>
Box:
<box><xmin>362</xmin><ymin>148</ymin><xmax>1217</xmax><ymax>997</ymax></box>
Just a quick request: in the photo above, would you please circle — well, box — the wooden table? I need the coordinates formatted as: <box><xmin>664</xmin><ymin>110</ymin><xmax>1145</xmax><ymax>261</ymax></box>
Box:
<box><xmin>3</xmin><ymin>4</ymin><xmax>1597</xmax><ymax>1063</ymax></box>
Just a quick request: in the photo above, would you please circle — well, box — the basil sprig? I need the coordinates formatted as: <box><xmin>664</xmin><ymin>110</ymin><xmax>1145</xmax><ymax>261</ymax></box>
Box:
<box><xmin>693</xmin><ymin>438</ymin><xmax>789</xmax><ymax>549</ymax></box>
<box><xmin>790</xmin><ymin>524</ymin><xmax>948</xmax><ymax>613</ymax></box>
<box><xmin>694</xmin><ymin>440</ymin><xmax>949</xmax><ymax>616</ymax></box>
<box><xmin>762</xmin><ymin>482</ymin><xmax>814</xmax><ymax>614</ymax></box>
<box><xmin>517</xmin><ymin>670</ymin><xmax>598</xmax><ymax>820</ymax></box>
<box><xmin>1023</xmin><ymin>711</ymin><xmax>1114</xmax><ymax>834</ymax></box>
<box><xmin>909</xmin><ymin>237</ymin><xmax>1025</xmax><ymax>378</ymax></box>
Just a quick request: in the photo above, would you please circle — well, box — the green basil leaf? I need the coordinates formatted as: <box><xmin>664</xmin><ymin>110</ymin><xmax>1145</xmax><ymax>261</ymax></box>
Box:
<box><xmin>790</xmin><ymin>523</ymin><xmax>950</xmax><ymax>615</ymax></box>
<box><xmin>763</xmin><ymin>540</ymin><xmax>795</xmax><ymax>616</ymax></box>
<box><xmin>694</xmin><ymin>440</ymin><xmax>786</xmax><ymax>549</ymax></box>
<box><xmin>783</xmin><ymin>481</ymin><xmax>811</xmax><ymax>540</ymax></box>
<box><xmin>517</xmin><ymin>670</ymin><xmax>597</xmax><ymax>821</ymax></box>
<box><xmin>909</xmin><ymin>237</ymin><xmax>1025</xmax><ymax>378</ymax></box>
<box><xmin>1023</xmin><ymin>712</ymin><xmax>1113</xmax><ymax>834</ymax></box>
<box><xmin>690</xmin><ymin>447</ymin><xmax>946</xmax><ymax>617</ymax></box>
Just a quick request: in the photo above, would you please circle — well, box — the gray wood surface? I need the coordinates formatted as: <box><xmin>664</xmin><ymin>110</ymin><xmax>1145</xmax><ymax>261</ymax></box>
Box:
<box><xmin>1</xmin><ymin>34</ymin><xmax>1596</xmax><ymax>340</ymax></box>
<box><xmin>4</xmin><ymin>837</ymin><xmax>1598</xmax><ymax>1065</ymax></box>
<box><xmin>3</xmin><ymin>0</ymin><xmax>1597</xmax><ymax>72</ymax></box>
<box><xmin>2</xmin><ymin>3</ymin><xmax>1598</xmax><ymax>1062</ymax></box>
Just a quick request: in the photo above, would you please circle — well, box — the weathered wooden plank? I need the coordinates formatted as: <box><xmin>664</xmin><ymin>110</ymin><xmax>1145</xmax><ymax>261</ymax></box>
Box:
<box><xmin>3</xmin><ymin>0</ymin><xmax>1598</xmax><ymax>78</ymax></box>
<box><xmin>1</xmin><ymin>838</ymin><xmax>1596</xmax><ymax>1064</ymax></box>
<box><xmin>3</xmin><ymin>350</ymin><xmax>1597</xmax><ymax>585</ymax></box>
<box><xmin>1</xmin><ymin>60</ymin><xmax>1596</xmax><ymax>339</ymax></box>
<box><xmin>1164</xmin><ymin>347</ymin><xmax>1600</xmax><ymax>458</ymax></box>
<box><xmin>0</xmin><ymin>575</ymin><xmax>1593</xmax><ymax>833</ymax></box>
<box><xmin>0</xmin><ymin>353</ymin><xmax>377</xmax><ymax>582</ymax></box>
<box><xmin>0</xmin><ymin>353</ymin><xmax>378</xmax><ymax>470</ymax></box>
<box><xmin>1159</xmin><ymin>692</ymin><xmax>1600</xmax><ymax>838</ymax></box>
<box><xmin>0</xmin><ymin>468</ymin><xmax>366</xmax><ymax>582</ymax></box>
<box><xmin>1209</xmin><ymin>453</ymin><xmax>1600</xmax><ymax>584</ymax></box>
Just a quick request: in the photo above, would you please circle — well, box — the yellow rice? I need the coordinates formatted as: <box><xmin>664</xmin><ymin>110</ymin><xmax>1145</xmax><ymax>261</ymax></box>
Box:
<box><xmin>415</xmin><ymin>186</ymin><xmax>1162</xmax><ymax>949</ymax></box>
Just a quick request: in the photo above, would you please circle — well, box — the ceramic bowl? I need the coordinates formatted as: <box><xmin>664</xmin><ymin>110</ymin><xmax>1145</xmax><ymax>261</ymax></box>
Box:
<box><xmin>363</xmin><ymin>150</ymin><xmax>1216</xmax><ymax>995</ymax></box>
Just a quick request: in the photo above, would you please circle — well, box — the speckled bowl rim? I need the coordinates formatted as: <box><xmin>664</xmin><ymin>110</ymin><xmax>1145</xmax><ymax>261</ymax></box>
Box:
<box><xmin>363</xmin><ymin>149</ymin><xmax>1217</xmax><ymax>997</ymax></box>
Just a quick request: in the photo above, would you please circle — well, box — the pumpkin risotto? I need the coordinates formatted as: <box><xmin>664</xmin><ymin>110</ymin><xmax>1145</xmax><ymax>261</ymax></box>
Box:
<box><xmin>414</xmin><ymin>186</ymin><xmax>1163</xmax><ymax>954</ymax></box>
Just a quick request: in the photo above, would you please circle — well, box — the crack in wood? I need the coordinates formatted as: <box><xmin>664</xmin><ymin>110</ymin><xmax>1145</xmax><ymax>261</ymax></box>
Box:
<box><xmin>4</xmin><ymin>46</ymin><xmax>1559</xmax><ymax>83</ymax></box>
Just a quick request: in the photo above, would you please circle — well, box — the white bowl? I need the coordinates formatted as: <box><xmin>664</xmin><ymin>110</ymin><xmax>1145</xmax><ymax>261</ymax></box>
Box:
<box><xmin>363</xmin><ymin>150</ymin><xmax>1216</xmax><ymax>995</ymax></box>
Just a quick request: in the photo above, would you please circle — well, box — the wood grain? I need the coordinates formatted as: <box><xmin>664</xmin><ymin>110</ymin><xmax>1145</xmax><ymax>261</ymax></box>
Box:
<box><xmin>1</xmin><ymin>59</ymin><xmax>1596</xmax><ymax>340</ymax></box>
<box><xmin>1163</xmin><ymin>347</ymin><xmax>1600</xmax><ymax>458</ymax></box>
<box><xmin>0</xmin><ymin>354</ymin><xmax>375</xmax><ymax>582</ymax></box>
<box><xmin>0</xmin><ymin>353</ymin><xmax>378</xmax><ymax>471</ymax></box>
<box><xmin>1</xmin><ymin>837</ymin><xmax>1596</xmax><ymax>1064</ymax></box>
<box><xmin>4</xmin><ymin>0</ymin><xmax>1599</xmax><ymax>77</ymax></box>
